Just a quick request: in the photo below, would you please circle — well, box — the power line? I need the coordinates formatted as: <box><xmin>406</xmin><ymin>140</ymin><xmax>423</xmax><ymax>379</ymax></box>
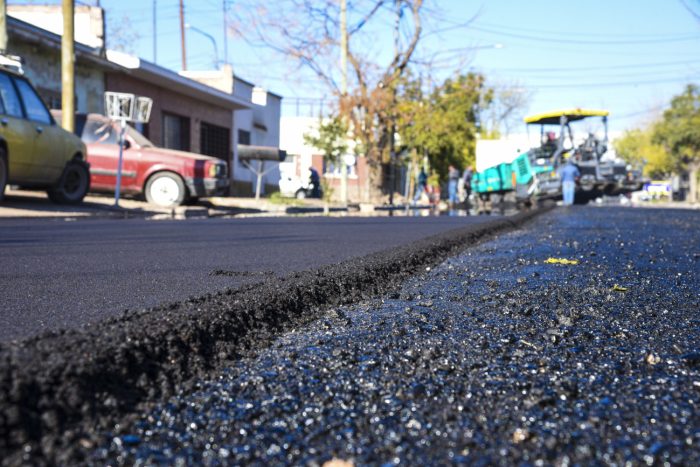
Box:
<box><xmin>485</xmin><ymin>59</ymin><xmax>700</xmax><ymax>73</ymax></box>
<box><xmin>469</xmin><ymin>25</ymin><xmax>699</xmax><ymax>45</ymax></box>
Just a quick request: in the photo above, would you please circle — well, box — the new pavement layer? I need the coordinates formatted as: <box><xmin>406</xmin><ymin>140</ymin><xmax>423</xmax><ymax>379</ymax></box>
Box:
<box><xmin>0</xmin><ymin>209</ymin><xmax>544</xmax><ymax>464</ymax></box>
<box><xmin>1</xmin><ymin>214</ymin><xmax>500</xmax><ymax>342</ymax></box>
<box><xmin>91</xmin><ymin>207</ymin><xmax>700</xmax><ymax>465</ymax></box>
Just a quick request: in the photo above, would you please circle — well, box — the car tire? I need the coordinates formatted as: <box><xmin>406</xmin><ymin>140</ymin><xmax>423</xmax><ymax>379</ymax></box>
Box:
<box><xmin>47</xmin><ymin>159</ymin><xmax>90</xmax><ymax>204</ymax></box>
<box><xmin>145</xmin><ymin>172</ymin><xmax>186</xmax><ymax>207</ymax></box>
<box><xmin>0</xmin><ymin>147</ymin><xmax>7</xmax><ymax>202</ymax></box>
<box><xmin>295</xmin><ymin>189</ymin><xmax>307</xmax><ymax>199</ymax></box>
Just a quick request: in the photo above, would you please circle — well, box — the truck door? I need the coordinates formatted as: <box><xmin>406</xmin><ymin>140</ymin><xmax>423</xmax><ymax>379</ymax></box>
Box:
<box><xmin>0</xmin><ymin>73</ymin><xmax>35</xmax><ymax>183</ymax></box>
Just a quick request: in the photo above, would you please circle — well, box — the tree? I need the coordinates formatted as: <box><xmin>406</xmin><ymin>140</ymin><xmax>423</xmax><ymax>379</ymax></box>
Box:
<box><xmin>303</xmin><ymin>116</ymin><xmax>349</xmax><ymax>168</ymax></box>
<box><xmin>228</xmin><ymin>0</ymin><xmax>438</xmax><ymax>201</ymax></box>
<box><xmin>614</xmin><ymin>127</ymin><xmax>673</xmax><ymax>179</ymax></box>
<box><xmin>396</xmin><ymin>72</ymin><xmax>492</xmax><ymax>180</ymax></box>
<box><xmin>653</xmin><ymin>84</ymin><xmax>700</xmax><ymax>203</ymax></box>
<box><xmin>106</xmin><ymin>15</ymin><xmax>142</xmax><ymax>55</ymax></box>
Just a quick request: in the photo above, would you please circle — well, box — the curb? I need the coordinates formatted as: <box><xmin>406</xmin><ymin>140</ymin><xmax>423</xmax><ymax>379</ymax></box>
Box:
<box><xmin>0</xmin><ymin>207</ymin><xmax>552</xmax><ymax>463</ymax></box>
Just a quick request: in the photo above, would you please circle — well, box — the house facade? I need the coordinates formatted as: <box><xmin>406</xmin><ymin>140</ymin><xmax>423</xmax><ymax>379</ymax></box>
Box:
<box><xmin>280</xmin><ymin>116</ymin><xmax>370</xmax><ymax>203</ymax></box>
<box><xmin>7</xmin><ymin>6</ymin><xmax>284</xmax><ymax>197</ymax></box>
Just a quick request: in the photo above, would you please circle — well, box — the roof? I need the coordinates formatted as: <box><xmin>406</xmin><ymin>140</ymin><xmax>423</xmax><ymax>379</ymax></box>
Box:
<box><xmin>106</xmin><ymin>51</ymin><xmax>251</xmax><ymax>111</ymax></box>
<box><xmin>7</xmin><ymin>16</ymin><xmax>120</xmax><ymax>71</ymax></box>
<box><xmin>524</xmin><ymin>109</ymin><xmax>609</xmax><ymax>125</ymax></box>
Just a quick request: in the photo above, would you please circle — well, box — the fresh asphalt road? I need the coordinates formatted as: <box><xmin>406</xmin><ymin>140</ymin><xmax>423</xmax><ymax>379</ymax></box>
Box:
<box><xmin>93</xmin><ymin>207</ymin><xmax>700</xmax><ymax>465</ymax></box>
<box><xmin>0</xmin><ymin>214</ymin><xmax>495</xmax><ymax>342</ymax></box>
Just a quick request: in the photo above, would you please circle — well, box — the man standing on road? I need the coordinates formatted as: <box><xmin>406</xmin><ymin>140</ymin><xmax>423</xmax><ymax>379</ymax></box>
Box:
<box><xmin>448</xmin><ymin>165</ymin><xmax>460</xmax><ymax>208</ymax></box>
<box><xmin>559</xmin><ymin>160</ymin><xmax>580</xmax><ymax>206</ymax></box>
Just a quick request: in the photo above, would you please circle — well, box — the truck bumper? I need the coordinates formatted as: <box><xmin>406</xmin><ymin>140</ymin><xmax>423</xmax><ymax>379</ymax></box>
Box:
<box><xmin>185</xmin><ymin>177</ymin><xmax>229</xmax><ymax>198</ymax></box>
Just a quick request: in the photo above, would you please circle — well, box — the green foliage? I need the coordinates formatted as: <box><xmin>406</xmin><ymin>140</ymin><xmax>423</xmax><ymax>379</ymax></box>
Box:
<box><xmin>653</xmin><ymin>84</ymin><xmax>700</xmax><ymax>169</ymax></box>
<box><xmin>396</xmin><ymin>73</ymin><xmax>493</xmax><ymax>181</ymax></box>
<box><xmin>614</xmin><ymin>128</ymin><xmax>673</xmax><ymax>179</ymax></box>
<box><xmin>303</xmin><ymin>117</ymin><xmax>349</xmax><ymax>166</ymax></box>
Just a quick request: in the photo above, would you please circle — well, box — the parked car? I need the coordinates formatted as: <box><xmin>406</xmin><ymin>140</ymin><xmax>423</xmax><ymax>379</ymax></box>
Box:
<box><xmin>53</xmin><ymin>112</ymin><xmax>230</xmax><ymax>207</ymax></box>
<box><xmin>0</xmin><ymin>57</ymin><xmax>89</xmax><ymax>204</ymax></box>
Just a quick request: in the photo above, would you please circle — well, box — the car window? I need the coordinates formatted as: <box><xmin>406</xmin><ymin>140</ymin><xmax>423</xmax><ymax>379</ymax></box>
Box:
<box><xmin>0</xmin><ymin>73</ymin><xmax>24</xmax><ymax>118</ymax></box>
<box><xmin>13</xmin><ymin>78</ymin><xmax>51</xmax><ymax>124</ymax></box>
<box><xmin>82</xmin><ymin>118</ymin><xmax>118</xmax><ymax>145</ymax></box>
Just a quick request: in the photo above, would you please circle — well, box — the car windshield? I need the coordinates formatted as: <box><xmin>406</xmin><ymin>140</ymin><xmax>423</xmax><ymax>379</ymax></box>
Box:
<box><xmin>82</xmin><ymin>116</ymin><xmax>155</xmax><ymax>148</ymax></box>
<box><xmin>125</xmin><ymin>125</ymin><xmax>154</xmax><ymax>148</ymax></box>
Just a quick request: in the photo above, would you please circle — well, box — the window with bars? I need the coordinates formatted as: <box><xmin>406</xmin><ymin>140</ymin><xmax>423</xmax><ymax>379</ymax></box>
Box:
<box><xmin>200</xmin><ymin>121</ymin><xmax>230</xmax><ymax>161</ymax></box>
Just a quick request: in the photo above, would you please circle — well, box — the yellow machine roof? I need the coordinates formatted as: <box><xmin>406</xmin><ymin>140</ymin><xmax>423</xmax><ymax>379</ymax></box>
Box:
<box><xmin>524</xmin><ymin>109</ymin><xmax>609</xmax><ymax>125</ymax></box>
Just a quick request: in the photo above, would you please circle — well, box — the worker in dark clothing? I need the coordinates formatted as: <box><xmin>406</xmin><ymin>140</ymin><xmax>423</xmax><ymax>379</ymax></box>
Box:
<box><xmin>309</xmin><ymin>167</ymin><xmax>321</xmax><ymax>198</ymax></box>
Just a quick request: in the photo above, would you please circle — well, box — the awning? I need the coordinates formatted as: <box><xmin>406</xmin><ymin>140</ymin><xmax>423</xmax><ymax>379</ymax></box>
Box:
<box><xmin>238</xmin><ymin>144</ymin><xmax>287</xmax><ymax>162</ymax></box>
<box><xmin>525</xmin><ymin>109</ymin><xmax>609</xmax><ymax>125</ymax></box>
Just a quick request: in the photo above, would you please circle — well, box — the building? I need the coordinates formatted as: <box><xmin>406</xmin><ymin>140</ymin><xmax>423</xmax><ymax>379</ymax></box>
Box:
<box><xmin>6</xmin><ymin>5</ymin><xmax>285</xmax><ymax>197</ymax></box>
<box><xmin>6</xmin><ymin>11</ymin><xmax>111</xmax><ymax>114</ymax></box>
<box><xmin>280</xmin><ymin>116</ymin><xmax>370</xmax><ymax>203</ymax></box>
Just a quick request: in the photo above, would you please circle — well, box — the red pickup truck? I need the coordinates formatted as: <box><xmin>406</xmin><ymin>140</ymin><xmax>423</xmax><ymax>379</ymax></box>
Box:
<box><xmin>53</xmin><ymin>112</ymin><xmax>229</xmax><ymax>207</ymax></box>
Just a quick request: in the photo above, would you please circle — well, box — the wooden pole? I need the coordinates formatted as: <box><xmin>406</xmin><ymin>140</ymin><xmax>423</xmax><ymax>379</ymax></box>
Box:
<box><xmin>179</xmin><ymin>0</ymin><xmax>187</xmax><ymax>70</ymax></box>
<box><xmin>61</xmin><ymin>0</ymin><xmax>75</xmax><ymax>133</ymax></box>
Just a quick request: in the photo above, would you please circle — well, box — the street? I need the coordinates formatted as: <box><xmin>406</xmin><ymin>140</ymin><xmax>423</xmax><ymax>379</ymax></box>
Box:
<box><xmin>0</xmin><ymin>214</ymin><xmax>497</xmax><ymax>342</ymax></box>
<box><xmin>2</xmin><ymin>206</ymin><xmax>699</xmax><ymax>464</ymax></box>
<box><xmin>88</xmin><ymin>206</ymin><xmax>700</xmax><ymax>465</ymax></box>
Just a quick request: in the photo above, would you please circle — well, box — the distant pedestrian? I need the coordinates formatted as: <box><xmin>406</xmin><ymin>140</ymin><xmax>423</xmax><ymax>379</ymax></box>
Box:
<box><xmin>462</xmin><ymin>166</ymin><xmax>473</xmax><ymax>202</ymax></box>
<box><xmin>448</xmin><ymin>165</ymin><xmax>460</xmax><ymax>208</ymax></box>
<box><xmin>413</xmin><ymin>167</ymin><xmax>428</xmax><ymax>204</ymax></box>
<box><xmin>309</xmin><ymin>167</ymin><xmax>321</xmax><ymax>198</ymax></box>
<box><xmin>558</xmin><ymin>160</ymin><xmax>580</xmax><ymax>206</ymax></box>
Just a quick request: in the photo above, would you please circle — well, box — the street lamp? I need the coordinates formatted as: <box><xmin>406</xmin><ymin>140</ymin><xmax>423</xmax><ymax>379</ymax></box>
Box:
<box><xmin>185</xmin><ymin>23</ymin><xmax>221</xmax><ymax>69</ymax></box>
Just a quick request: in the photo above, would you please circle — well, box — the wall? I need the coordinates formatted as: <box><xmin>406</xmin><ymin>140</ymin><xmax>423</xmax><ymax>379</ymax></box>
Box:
<box><xmin>8</xmin><ymin>5</ymin><xmax>105</xmax><ymax>49</ymax></box>
<box><xmin>280</xmin><ymin>116</ymin><xmax>368</xmax><ymax>203</ymax></box>
<box><xmin>105</xmin><ymin>72</ymin><xmax>232</xmax><ymax>159</ymax></box>
<box><xmin>9</xmin><ymin>42</ymin><xmax>105</xmax><ymax>114</ymax></box>
<box><xmin>231</xmin><ymin>77</ymin><xmax>283</xmax><ymax>196</ymax></box>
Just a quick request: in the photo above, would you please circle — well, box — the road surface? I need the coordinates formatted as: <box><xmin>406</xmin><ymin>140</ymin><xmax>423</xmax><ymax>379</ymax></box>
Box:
<box><xmin>86</xmin><ymin>206</ymin><xmax>700</xmax><ymax>465</ymax></box>
<box><xmin>0</xmin><ymin>214</ymin><xmax>495</xmax><ymax>342</ymax></box>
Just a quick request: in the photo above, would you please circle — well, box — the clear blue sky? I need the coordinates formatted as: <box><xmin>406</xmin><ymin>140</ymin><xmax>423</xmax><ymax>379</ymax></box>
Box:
<box><xmin>21</xmin><ymin>0</ymin><xmax>700</xmax><ymax>132</ymax></box>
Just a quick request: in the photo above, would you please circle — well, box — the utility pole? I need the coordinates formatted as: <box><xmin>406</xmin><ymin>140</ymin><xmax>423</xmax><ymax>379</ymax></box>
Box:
<box><xmin>61</xmin><ymin>0</ymin><xmax>75</xmax><ymax>133</ymax></box>
<box><xmin>152</xmin><ymin>0</ymin><xmax>157</xmax><ymax>63</ymax></box>
<box><xmin>179</xmin><ymin>0</ymin><xmax>187</xmax><ymax>71</ymax></box>
<box><xmin>222</xmin><ymin>0</ymin><xmax>228</xmax><ymax>66</ymax></box>
<box><xmin>339</xmin><ymin>0</ymin><xmax>349</xmax><ymax>207</ymax></box>
<box><xmin>0</xmin><ymin>0</ymin><xmax>7</xmax><ymax>52</ymax></box>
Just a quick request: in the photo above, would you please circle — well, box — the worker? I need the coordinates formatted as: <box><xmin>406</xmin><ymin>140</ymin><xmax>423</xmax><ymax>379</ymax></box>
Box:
<box><xmin>558</xmin><ymin>160</ymin><xmax>580</xmax><ymax>206</ymax></box>
<box><xmin>413</xmin><ymin>167</ymin><xmax>428</xmax><ymax>204</ymax></box>
<box><xmin>447</xmin><ymin>165</ymin><xmax>460</xmax><ymax>208</ymax></box>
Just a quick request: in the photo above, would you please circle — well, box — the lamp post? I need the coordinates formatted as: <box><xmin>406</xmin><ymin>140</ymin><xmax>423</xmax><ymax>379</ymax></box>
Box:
<box><xmin>185</xmin><ymin>23</ymin><xmax>220</xmax><ymax>69</ymax></box>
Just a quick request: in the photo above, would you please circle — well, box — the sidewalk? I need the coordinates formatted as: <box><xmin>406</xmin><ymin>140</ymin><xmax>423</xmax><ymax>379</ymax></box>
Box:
<box><xmin>0</xmin><ymin>189</ymin><xmax>351</xmax><ymax>220</ymax></box>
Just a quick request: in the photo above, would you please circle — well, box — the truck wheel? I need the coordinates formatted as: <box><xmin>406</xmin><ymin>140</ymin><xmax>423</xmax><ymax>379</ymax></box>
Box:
<box><xmin>0</xmin><ymin>148</ymin><xmax>7</xmax><ymax>201</ymax></box>
<box><xmin>145</xmin><ymin>172</ymin><xmax>186</xmax><ymax>207</ymax></box>
<box><xmin>47</xmin><ymin>160</ymin><xmax>90</xmax><ymax>204</ymax></box>
<box><xmin>295</xmin><ymin>189</ymin><xmax>307</xmax><ymax>199</ymax></box>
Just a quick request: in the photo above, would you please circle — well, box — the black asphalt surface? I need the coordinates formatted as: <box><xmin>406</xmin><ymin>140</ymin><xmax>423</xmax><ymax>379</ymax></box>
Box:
<box><xmin>87</xmin><ymin>207</ymin><xmax>700</xmax><ymax>465</ymax></box>
<box><xmin>2</xmin><ymin>209</ymin><xmax>538</xmax><ymax>464</ymax></box>
<box><xmin>0</xmin><ymin>214</ymin><xmax>495</xmax><ymax>342</ymax></box>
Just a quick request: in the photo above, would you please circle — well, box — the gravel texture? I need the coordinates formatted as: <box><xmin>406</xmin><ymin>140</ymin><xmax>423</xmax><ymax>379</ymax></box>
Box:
<box><xmin>0</xmin><ymin>208</ymin><xmax>546</xmax><ymax>465</ymax></box>
<box><xmin>89</xmin><ymin>207</ymin><xmax>700</xmax><ymax>466</ymax></box>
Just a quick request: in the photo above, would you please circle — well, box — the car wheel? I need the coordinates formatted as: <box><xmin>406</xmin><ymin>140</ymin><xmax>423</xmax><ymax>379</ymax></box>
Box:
<box><xmin>47</xmin><ymin>160</ymin><xmax>90</xmax><ymax>204</ymax></box>
<box><xmin>295</xmin><ymin>189</ymin><xmax>307</xmax><ymax>199</ymax></box>
<box><xmin>145</xmin><ymin>172</ymin><xmax>186</xmax><ymax>207</ymax></box>
<box><xmin>0</xmin><ymin>148</ymin><xmax>7</xmax><ymax>202</ymax></box>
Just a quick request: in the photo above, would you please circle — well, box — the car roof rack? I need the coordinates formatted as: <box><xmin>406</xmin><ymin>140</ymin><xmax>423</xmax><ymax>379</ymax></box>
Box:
<box><xmin>0</xmin><ymin>52</ymin><xmax>24</xmax><ymax>75</ymax></box>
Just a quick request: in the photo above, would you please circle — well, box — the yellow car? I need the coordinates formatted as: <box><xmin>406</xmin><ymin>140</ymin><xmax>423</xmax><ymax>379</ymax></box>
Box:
<box><xmin>0</xmin><ymin>63</ymin><xmax>89</xmax><ymax>204</ymax></box>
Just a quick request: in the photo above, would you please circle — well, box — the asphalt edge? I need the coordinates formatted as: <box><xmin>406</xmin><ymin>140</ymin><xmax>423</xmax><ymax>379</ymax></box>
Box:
<box><xmin>0</xmin><ymin>206</ymin><xmax>552</xmax><ymax>464</ymax></box>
